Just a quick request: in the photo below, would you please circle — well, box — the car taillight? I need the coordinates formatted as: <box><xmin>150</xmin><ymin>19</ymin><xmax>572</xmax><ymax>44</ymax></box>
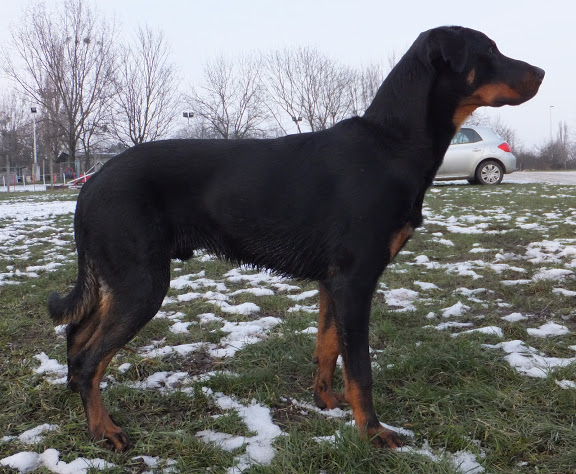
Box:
<box><xmin>498</xmin><ymin>142</ymin><xmax>511</xmax><ymax>153</ymax></box>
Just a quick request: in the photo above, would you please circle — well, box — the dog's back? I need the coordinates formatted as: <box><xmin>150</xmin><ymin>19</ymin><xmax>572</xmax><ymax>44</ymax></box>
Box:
<box><xmin>74</xmin><ymin>119</ymin><xmax>412</xmax><ymax>281</ymax></box>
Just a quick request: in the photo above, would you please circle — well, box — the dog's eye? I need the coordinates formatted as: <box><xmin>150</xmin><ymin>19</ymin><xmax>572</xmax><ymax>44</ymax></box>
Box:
<box><xmin>488</xmin><ymin>45</ymin><xmax>498</xmax><ymax>55</ymax></box>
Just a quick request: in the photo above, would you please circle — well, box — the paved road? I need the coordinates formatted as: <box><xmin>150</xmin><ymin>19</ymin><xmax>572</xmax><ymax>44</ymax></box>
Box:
<box><xmin>505</xmin><ymin>171</ymin><xmax>576</xmax><ymax>185</ymax></box>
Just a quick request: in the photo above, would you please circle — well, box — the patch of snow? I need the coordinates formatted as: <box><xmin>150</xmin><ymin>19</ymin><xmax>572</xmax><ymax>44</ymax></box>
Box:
<box><xmin>552</xmin><ymin>288</ymin><xmax>576</xmax><ymax>296</ymax></box>
<box><xmin>209</xmin><ymin>317</ymin><xmax>282</xmax><ymax>358</ymax></box>
<box><xmin>169</xmin><ymin>322</ymin><xmax>193</xmax><ymax>334</ymax></box>
<box><xmin>453</xmin><ymin>326</ymin><xmax>504</xmax><ymax>338</ymax></box>
<box><xmin>287</xmin><ymin>290</ymin><xmax>319</xmax><ymax>301</ymax></box>
<box><xmin>196</xmin><ymin>430</ymin><xmax>246</xmax><ymax>451</ymax></box>
<box><xmin>0</xmin><ymin>448</ymin><xmax>114</xmax><ymax>474</ymax></box>
<box><xmin>501</xmin><ymin>313</ymin><xmax>527</xmax><ymax>322</ymax></box>
<box><xmin>169</xmin><ymin>271</ymin><xmax>206</xmax><ymax>289</ymax></box>
<box><xmin>428</xmin><ymin>321</ymin><xmax>474</xmax><ymax>331</ymax></box>
<box><xmin>556</xmin><ymin>380</ymin><xmax>576</xmax><ymax>389</ymax></box>
<box><xmin>414</xmin><ymin>255</ymin><xmax>430</xmax><ymax>264</ymax></box>
<box><xmin>209</xmin><ymin>301</ymin><xmax>260</xmax><ymax>315</ymax></box>
<box><xmin>379</xmin><ymin>288</ymin><xmax>419</xmax><ymax>312</ymax></box>
<box><xmin>287</xmin><ymin>304</ymin><xmax>318</xmax><ymax>313</ymax></box>
<box><xmin>128</xmin><ymin>371</ymin><xmax>191</xmax><ymax>392</ymax></box>
<box><xmin>484</xmin><ymin>340</ymin><xmax>576</xmax><ymax>378</ymax></box>
<box><xmin>33</xmin><ymin>353</ymin><xmax>67</xmax><ymax>385</ymax></box>
<box><xmin>398</xmin><ymin>441</ymin><xmax>485</xmax><ymax>473</ymax></box>
<box><xmin>527</xmin><ymin>322</ymin><xmax>570</xmax><ymax>337</ymax></box>
<box><xmin>198</xmin><ymin>312</ymin><xmax>223</xmax><ymax>324</ymax></box>
<box><xmin>198</xmin><ymin>392</ymin><xmax>283</xmax><ymax>473</ymax></box>
<box><xmin>117</xmin><ymin>363</ymin><xmax>132</xmax><ymax>373</ymax></box>
<box><xmin>441</xmin><ymin>301</ymin><xmax>469</xmax><ymax>318</ymax></box>
<box><xmin>532</xmin><ymin>268</ymin><xmax>573</xmax><ymax>281</ymax></box>
<box><xmin>286</xmin><ymin>398</ymin><xmax>352</xmax><ymax>419</ymax></box>
<box><xmin>298</xmin><ymin>327</ymin><xmax>318</xmax><ymax>335</ymax></box>
<box><xmin>229</xmin><ymin>288</ymin><xmax>275</xmax><ymax>297</ymax></box>
<box><xmin>414</xmin><ymin>281</ymin><xmax>439</xmax><ymax>291</ymax></box>
<box><xmin>2</xmin><ymin>424</ymin><xmax>58</xmax><ymax>445</ymax></box>
<box><xmin>140</xmin><ymin>342</ymin><xmax>206</xmax><ymax>359</ymax></box>
<box><xmin>501</xmin><ymin>279</ymin><xmax>532</xmax><ymax>286</ymax></box>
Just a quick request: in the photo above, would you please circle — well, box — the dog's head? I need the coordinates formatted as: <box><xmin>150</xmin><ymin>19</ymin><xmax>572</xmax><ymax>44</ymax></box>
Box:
<box><xmin>420</xmin><ymin>26</ymin><xmax>544</xmax><ymax>127</ymax></box>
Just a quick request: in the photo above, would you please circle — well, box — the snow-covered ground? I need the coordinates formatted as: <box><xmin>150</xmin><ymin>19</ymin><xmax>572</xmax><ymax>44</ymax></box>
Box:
<box><xmin>1</xmin><ymin>184</ymin><xmax>575</xmax><ymax>473</ymax></box>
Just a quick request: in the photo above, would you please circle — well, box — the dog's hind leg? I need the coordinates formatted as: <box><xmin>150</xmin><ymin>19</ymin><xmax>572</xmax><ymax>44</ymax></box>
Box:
<box><xmin>323</xmin><ymin>273</ymin><xmax>402</xmax><ymax>449</ymax></box>
<box><xmin>66</xmin><ymin>257</ymin><xmax>170</xmax><ymax>451</ymax></box>
<box><xmin>313</xmin><ymin>282</ymin><xmax>346</xmax><ymax>409</ymax></box>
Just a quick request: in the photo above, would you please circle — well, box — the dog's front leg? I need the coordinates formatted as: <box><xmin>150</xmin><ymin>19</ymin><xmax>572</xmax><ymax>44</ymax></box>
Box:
<box><xmin>323</xmin><ymin>275</ymin><xmax>402</xmax><ymax>449</ymax></box>
<box><xmin>313</xmin><ymin>282</ymin><xmax>346</xmax><ymax>409</ymax></box>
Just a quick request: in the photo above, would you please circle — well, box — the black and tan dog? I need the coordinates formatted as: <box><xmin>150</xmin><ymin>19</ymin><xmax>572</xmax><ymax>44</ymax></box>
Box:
<box><xmin>48</xmin><ymin>26</ymin><xmax>543</xmax><ymax>451</ymax></box>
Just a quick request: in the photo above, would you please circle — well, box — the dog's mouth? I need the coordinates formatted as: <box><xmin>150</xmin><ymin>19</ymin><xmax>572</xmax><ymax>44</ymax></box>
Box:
<box><xmin>482</xmin><ymin>65</ymin><xmax>544</xmax><ymax>108</ymax></box>
<box><xmin>514</xmin><ymin>67</ymin><xmax>545</xmax><ymax>104</ymax></box>
<box><xmin>479</xmin><ymin>62</ymin><xmax>544</xmax><ymax>108</ymax></box>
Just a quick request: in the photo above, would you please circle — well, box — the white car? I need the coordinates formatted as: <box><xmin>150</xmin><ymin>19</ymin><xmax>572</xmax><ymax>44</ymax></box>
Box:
<box><xmin>436</xmin><ymin>125</ymin><xmax>516</xmax><ymax>185</ymax></box>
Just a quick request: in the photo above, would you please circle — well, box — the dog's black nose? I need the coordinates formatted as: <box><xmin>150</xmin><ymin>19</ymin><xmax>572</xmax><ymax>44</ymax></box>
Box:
<box><xmin>534</xmin><ymin>66</ymin><xmax>545</xmax><ymax>81</ymax></box>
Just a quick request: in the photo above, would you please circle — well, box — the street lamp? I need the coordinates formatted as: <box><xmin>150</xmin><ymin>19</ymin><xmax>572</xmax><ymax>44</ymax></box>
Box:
<box><xmin>31</xmin><ymin>107</ymin><xmax>39</xmax><ymax>181</ymax></box>
<box><xmin>292</xmin><ymin>116</ymin><xmax>302</xmax><ymax>133</ymax></box>
<box><xmin>183</xmin><ymin>111</ymin><xmax>194</xmax><ymax>124</ymax></box>
<box><xmin>183</xmin><ymin>112</ymin><xmax>194</xmax><ymax>137</ymax></box>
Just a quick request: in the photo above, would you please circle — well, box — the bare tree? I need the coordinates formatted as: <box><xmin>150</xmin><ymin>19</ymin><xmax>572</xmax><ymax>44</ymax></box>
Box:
<box><xmin>185</xmin><ymin>54</ymin><xmax>269</xmax><ymax>139</ymax></box>
<box><xmin>110</xmin><ymin>25</ymin><xmax>179</xmax><ymax>146</ymax></box>
<box><xmin>349</xmin><ymin>63</ymin><xmax>388</xmax><ymax>116</ymax></box>
<box><xmin>0</xmin><ymin>92</ymin><xmax>31</xmax><ymax>184</ymax></box>
<box><xmin>36</xmin><ymin>83</ymin><xmax>68</xmax><ymax>184</ymax></box>
<box><xmin>554</xmin><ymin>121</ymin><xmax>574</xmax><ymax>169</ymax></box>
<box><xmin>1</xmin><ymin>0</ymin><xmax>117</xmax><ymax>173</ymax></box>
<box><xmin>79</xmin><ymin>102</ymin><xmax>109</xmax><ymax>170</ymax></box>
<box><xmin>488</xmin><ymin>116</ymin><xmax>518</xmax><ymax>150</ymax></box>
<box><xmin>465</xmin><ymin>113</ymin><xmax>518</xmax><ymax>150</ymax></box>
<box><xmin>265</xmin><ymin>47</ymin><xmax>356</xmax><ymax>133</ymax></box>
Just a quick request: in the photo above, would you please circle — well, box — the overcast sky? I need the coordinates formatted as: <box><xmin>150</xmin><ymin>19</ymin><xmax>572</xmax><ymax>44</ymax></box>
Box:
<box><xmin>1</xmin><ymin>0</ymin><xmax>574</xmax><ymax>148</ymax></box>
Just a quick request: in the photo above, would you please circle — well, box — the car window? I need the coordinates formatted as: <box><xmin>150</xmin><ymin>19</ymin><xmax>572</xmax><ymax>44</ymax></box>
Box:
<box><xmin>450</xmin><ymin>128</ymin><xmax>482</xmax><ymax>145</ymax></box>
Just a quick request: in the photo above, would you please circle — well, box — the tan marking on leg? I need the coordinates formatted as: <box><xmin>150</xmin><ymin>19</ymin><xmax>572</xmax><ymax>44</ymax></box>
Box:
<box><xmin>389</xmin><ymin>225</ymin><xmax>414</xmax><ymax>260</ymax></box>
<box><xmin>84</xmin><ymin>351</ymin><xmax>130</xmax><ymax>451</ymax></box>
<box><xmin>344</xmin><ymin>376</ymin><xmax>402</xmax><ymax>449</ymax></box>
<box><xmin>68</xmin><ymin>285</ymin><xmax>115</xmax><ymax>358</ymax></box>
<box><xmin>313</xmin><ymin>283</ymin><xmax>345</xmax><ymax>409</ymax></box>
<box><xmin>67</xmin><ymin>287</ymin><xmax>130</xmax><ymax>451</ymax></box>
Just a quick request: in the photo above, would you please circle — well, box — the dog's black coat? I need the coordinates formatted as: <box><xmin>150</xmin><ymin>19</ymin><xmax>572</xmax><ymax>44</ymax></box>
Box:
<box><xmin>48</xmin><ymin>26</ymin><xmax>543</xmax><ymax>451</ymax></box>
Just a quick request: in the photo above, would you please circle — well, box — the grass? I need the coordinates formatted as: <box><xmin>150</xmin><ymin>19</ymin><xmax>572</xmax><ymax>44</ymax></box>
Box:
<box><xmin>1</xmin><ymin>183</ymin><xmax>576</xmax><ymax>473</ymax></box>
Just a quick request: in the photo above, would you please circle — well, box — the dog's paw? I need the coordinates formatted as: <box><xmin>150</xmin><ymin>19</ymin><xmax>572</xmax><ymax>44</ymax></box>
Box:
<box><xmin>313</xmin><ymin>390</ymin><xmax>347</xmax><ymax>410</ymax></box>
<box><xmin>368</xmin><ymin>426</ymin><xmax>403</xmax><ymax>449</ymax></box>
<box><xmin>90</xmin><ymin>417</ymin><xmax>132</xmax><ymax>452</ymax></box>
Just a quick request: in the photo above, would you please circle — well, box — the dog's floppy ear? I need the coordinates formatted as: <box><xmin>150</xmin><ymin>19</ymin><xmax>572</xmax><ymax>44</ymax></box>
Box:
<box><xmin>426</xmin><ymin>27</ymin><xmax>468</xmax><ymax>73</ymax></box>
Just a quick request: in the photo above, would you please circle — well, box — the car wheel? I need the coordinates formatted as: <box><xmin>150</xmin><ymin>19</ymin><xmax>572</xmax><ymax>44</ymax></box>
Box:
<box><xmin>475</xmin><ymin>160</ymin><xmax>503</xmax><ymax>185</ymax></box>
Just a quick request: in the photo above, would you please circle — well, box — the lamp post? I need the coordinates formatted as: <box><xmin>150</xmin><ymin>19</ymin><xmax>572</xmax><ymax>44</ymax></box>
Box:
<box><xmin>183</xmin><ymin>112</ymin><xmax>194</xmax><ymax>136</ymax></box>
<box><xmin>292</xmin><ymin>115</ymin><xmax>302</xmax><ymax>133</ymax></box>
<box><xmin>31</xmin><ymin>107</ymin><xmax>39</xmax><ymax>181</ymax></box>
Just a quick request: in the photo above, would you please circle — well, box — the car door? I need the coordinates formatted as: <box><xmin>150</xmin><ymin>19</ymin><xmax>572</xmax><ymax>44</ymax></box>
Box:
<box><xmin>438</xmin><ymin>128</ymin><xmax>484</xmax><ymax>178</ymax></box>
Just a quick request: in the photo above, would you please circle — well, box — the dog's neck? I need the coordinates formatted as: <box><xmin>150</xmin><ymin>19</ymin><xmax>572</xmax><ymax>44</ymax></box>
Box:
<box><xmin>362</xmin><ymin>49</ymin><xmax>458</xmax><ymax>169</ymax></box>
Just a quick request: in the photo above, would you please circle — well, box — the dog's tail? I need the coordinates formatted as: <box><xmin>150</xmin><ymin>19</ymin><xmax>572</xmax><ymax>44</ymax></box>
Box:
<box><xmin>48</xmin><ymin>256</ymin><xmax>99</xmax><ymax>325</ymax></box>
